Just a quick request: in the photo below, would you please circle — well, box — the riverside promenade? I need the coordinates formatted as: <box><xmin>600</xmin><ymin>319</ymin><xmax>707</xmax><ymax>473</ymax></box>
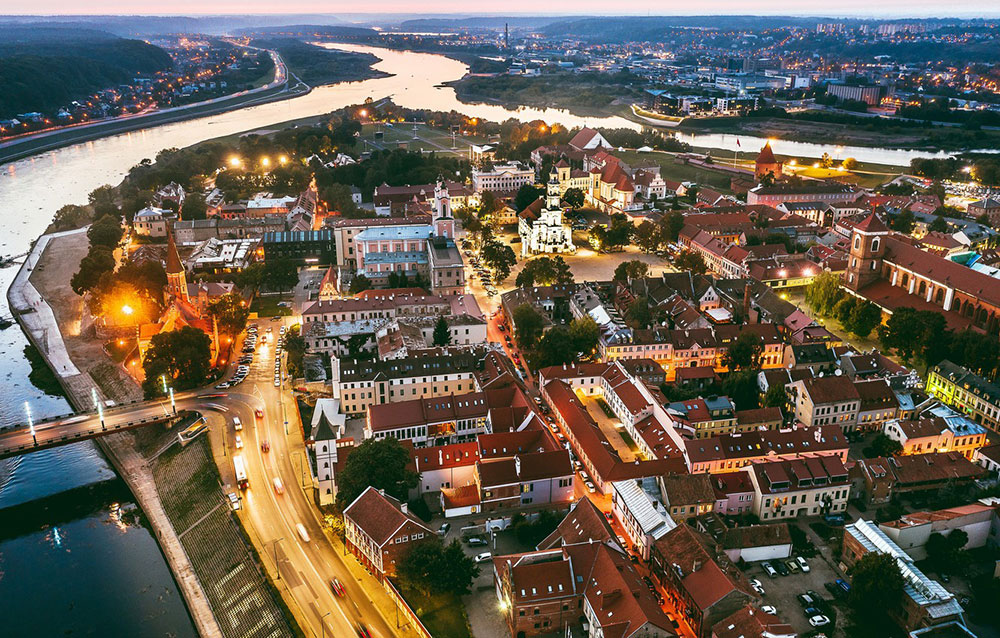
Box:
<box><xmin>8</xmin><ymin>229</ymin><xmax>223</xmax><ymax>638</ymax></box>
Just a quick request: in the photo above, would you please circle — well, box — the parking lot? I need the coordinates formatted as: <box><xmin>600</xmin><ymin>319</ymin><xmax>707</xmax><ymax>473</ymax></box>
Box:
<box><xmin>745</xmin><ymin>547</ymin><xmax>847</xmax><ymax>637</ymax></box>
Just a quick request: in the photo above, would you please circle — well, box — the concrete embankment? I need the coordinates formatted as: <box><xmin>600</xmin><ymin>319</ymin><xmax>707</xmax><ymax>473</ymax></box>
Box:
<box><xmin>7</xmin><ymin>231</ymin><xmax>224</xmax><ymax>638</ymax></box>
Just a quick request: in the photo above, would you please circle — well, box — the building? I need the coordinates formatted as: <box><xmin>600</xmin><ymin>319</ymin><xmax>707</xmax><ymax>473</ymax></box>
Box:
<box><xmin>611</xmin><ymin>478</ymin><xmax>677</xmax><ymax>561</ymax></box>
<box><xmin>684</xmin><ymin>424</ymin><xmax>849</xmax><ymax>474</ymax></box>
<box><xmin>841</xmin><ymin>519</ymin><xmax>965</xmax><ymax>631</ymax></box>
<box><xmin>518</xmin><ymin>173</ymin><xmax>575</xmax><ymax>257</ymax></box>
<box><xmin>883</xmin><ymin>416</ymin><xmax>987</xmax><ymax>460</ymax></box>
<box><xmin>342</xmin><ymin>486</ymin><xmax>435</xmax><ymax>582</ymax></box>
<box><xmin>472</xmin><ymin>161</ymin><xmax>534</xmax><ymax>193</ymax></box>
<box><xmin>879</xmin><ymin>502</ymin><xmax>999</xmax><ymax>560</ymax></box>
<box><xmin>651</xmin><ymin>524</ymin><xmax>759</xmax><ymax>638</ymax></box>
<box><xmin>855</xmin><ymin>379</ymin><xmax>901</xmax><ymax>431</ymax></box>
<box><xmin>746</xmin><ymin>181</ymin><xmax>858</xmax><ymax>207</ymax></box>
<box><xmin>852</xmin><ymin>453</ymin><xmax>987</xmax><ymax>506</ymax></box>
<box><xmin>261</xmin><ymin>230</ymin><xmax>336</xmax><ymax>265</ymax></box>
<box><xmin>747</xmin><ymin>456</ymin><xmax>850</xmax><ymax>521</ymax></box>
<box><xmin>754</xmin><ymin>143</ymin><xmax>783</xmax><ymax>180</ymax></box>
<box><xmin>967</xmin><ymin>198</ymin><xmax>1000</xmax><ymax>227</ymax></box>
<box><xmin>494</xmin><ymin>498</ymin><xmax>674</xmax><ymax>638</ymax></box>
<box><xmin>662</xmin><ymin>473</ymin><xmax>717</xmax><ymax>521</ymax></box>
<box><xmin>666</xmin><ymin>396</ymin><xmax>738</xmax><ymax>439</ymax></box>
<box><xmin>463</xmin><ymin>449</ymin><xmax>575</xmax><ymax>516</ymax></box>
<box><xmin>827</xmin><ymin>83</ymin><xmax>888</xmax><ymax>106</ymax></box>
<box><xmin>926</xmin><ymin>360</ymin><xmax>1000</xmax><ymax>432</ymax></box>
<box><xmin>788</xmin><ymin>376</ymin><xmax>861</xmax><ymax>432</ymax></box>
<box><xmin>711</xmin><ymin>605</ymin><xmax>796</xmax><ymax>638</ymax></box>
<box><xmin>133</xmin><ymin>206</ymin><xmax>171</xmax><ymax>237</ymax></box>
<box><xmin>310</xmin><ymin>399</ymin><xmax>347</xmax><ymax>505</ymax></box>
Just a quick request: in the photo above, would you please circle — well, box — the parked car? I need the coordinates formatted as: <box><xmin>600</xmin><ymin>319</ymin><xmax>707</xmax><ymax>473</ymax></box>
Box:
<box><xmin>763</xmin><ymin>562</ymin><xmax>779</xmax><ymax>578</ymax></box>
<box><xmin>466</xmin><ymin>537</ymin><xmax>488</xmax><ymax>547</ymax></box>
<box><xmin>808</xmin><ymin>615</ymin><xmax>831</xmax><ymax>628</ymax></box>
<box><xmin>272</xmin><ymin>477</ymin><xmax>284</xmax><ymax>494</ymax></box>
<box><xmin>438</xmin><ymin>523</ymin><xmax>450</xmax><ymax>536</ymax></box>
<box><xmin>474</xmin><ymin>552</ymin><xmax>492</xmax><ymax>563</ymax></box>
<box><xmin>227</xmin><ymin>492</ymin><xmax>241</xmax><ymax>511</ymax></box>
<box><xmin>798</xmin><ymin>593</ymin><xmax>819</xmax><ymax>608</ymax></box>
<box><xmin>774</xmin><ymin>560</ymin><xmax>789</xmax><ymax>576</ymax></box>
<box><xmin>749</xmin><ymin>578</ymin><xmax>765</xmax><ymax>596</ymax></box>
<box><xmin>261</xmin><ymin>440</ymin><xmax>270</xmax><ymax>453</ymax></box>
<box><xmin>835</xmin><ymin>578</ymin><xmax>851</xmax><ymax>594</ymax></box>
<box><xmin>796</xmin><ymin>556</ymin><xmax>810</xmax><ymax>572</ymax></box>
<box><xmin>256</xmin><ymin>408</ymin><xmax>264</xmax><ymax>419</ymax></box>
<box><xmin>234</xmin><ymin>435</ymin><xmax>243</xmax><ymax>449</ymax></box>
<box><xmin>761</xmin><ymin>605</ymin><xmax>777</xmax><ymax>615</ymax></box>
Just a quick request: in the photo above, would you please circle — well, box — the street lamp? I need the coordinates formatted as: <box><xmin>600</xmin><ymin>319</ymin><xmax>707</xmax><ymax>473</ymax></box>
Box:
<box><xmin>121</xmin><ymin>304</ymin><xmax>133</xmax><ymax>316</ymax></box>
<box><xmin>92</xmin><ymin>387</ymin><xmax>105</xmax><ymax>430</ymax></box>
<box><xmin>321</xmin><ymin>612</ymin><xmax>331</xmax><ymax>638</ymax></box>
<box><xmin>25</xmin><ymin>402</ymin><xmax>36</xmax><ymax>445</ymax></box>
<box><xmin>271</xmin><ymin>537</ymin><xmax>284</xmax><ymax>580</ymax></box>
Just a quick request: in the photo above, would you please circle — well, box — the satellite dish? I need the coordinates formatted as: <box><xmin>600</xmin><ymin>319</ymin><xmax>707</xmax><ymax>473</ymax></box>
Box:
<box><xmin>834</xmin><ymin>369</ymin><xmax>843</xmax><ymax>376</ymax></box>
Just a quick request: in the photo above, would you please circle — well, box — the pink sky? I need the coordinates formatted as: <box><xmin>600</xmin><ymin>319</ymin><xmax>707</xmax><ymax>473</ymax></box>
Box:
<box><xmin>9</xmin><ymin>1</ymin><xmax>997</xmax><ymax>17</ymax></box>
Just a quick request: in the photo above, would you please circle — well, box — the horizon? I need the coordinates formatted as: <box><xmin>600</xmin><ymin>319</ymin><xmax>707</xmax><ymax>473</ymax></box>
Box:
<box><xmin>3</xmin><ymin>5</ymin><xmax>1000</xmax><ymax>19</ymax></box>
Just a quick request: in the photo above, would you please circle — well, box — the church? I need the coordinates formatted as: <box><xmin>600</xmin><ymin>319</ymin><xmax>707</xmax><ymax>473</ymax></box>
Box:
<box><xmin>137</xmin><ymin>230</ymin><xmax>229</xmax><ymax>366</ymax></box>
<box><xmin>517</xmin><ymin>172</ymin><xmax>576</xmax><ymax>257</ymax></box>
<box><xmin>844</xmin><ymin>212</ymin><xmax>1000</xmax><ymax>335</ymax></box>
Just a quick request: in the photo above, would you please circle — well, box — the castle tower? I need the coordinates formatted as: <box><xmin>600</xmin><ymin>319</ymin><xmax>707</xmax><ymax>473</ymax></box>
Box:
<box><xmin>433</xmin><ymin>176</ymin><xmax>454</xmax><ymax>239</ymax></box>
<box><xmin>165</xmin><ymin>228</ymin><xmax>189</xmax><ymax>303</ymax></box>
<box><xmin>754</xmin><ymin>142</ymin><xmax>783</xmax><ymax>181</ymax></box>
<box><xmin>845</xmin><ymin>212</ymin><xmax>889</xmax><ymax>291</ymax></box>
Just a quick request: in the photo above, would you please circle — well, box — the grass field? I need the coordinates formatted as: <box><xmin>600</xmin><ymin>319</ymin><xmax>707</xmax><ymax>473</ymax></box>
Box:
<box><xmin>250</xmin><ymin>295</ymin><xmax>293</xmax><ymax>318</ymax></box>
<box><xmin>359</xmin><ymin>122</ymin><xmax>488</xmax><ymax>157</ymax></box>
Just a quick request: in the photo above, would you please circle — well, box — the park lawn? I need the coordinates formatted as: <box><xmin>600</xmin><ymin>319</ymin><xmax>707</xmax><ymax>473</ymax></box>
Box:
<box><xmin>250</xmin><ymin>295</ymin><xmax>293</xmax><ymax>318</ymax></box>
<box><xmin>615</xmin><ymin>149</ymin><xmax>735</xmax><ymax>192</ymax></box>
<box><xmin>399</xmin><ymin>586</ymin><xmax>471</xmax><ymax>638</ymax></box>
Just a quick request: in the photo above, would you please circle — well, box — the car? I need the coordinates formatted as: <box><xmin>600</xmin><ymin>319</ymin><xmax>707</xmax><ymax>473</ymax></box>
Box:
<box><xmin>808</xmin><ymin>615</ymin><xmax>831</xmax><ymax>628</ymax></box>
<box><xmin>497</xmin><ymin>324</ymin><xmax>506</xmax><ymax>332</ymax></box>
<box><xmin>296</xmin><ymin>523</ymin><xmax>310</xmax><ymax>542</ymax></box>
<box><xmin>215</xmin><ymin>382</ymin><xmax>231</xmax><ymax>389</ymax></box>
<box><xmin>272</xmin><ymin>477</ymin><xmax>284</xmax><ymax>494</ymax></box>
<box><xmin>584</xmin><ymin>480</ymin><xmax>596</xmax><ymax>493</ymax></box>
<box><xmin>763</xmin><ymin>562</ymin><xmax>779</xmax><ymax>578</ymax></box>
<box><xmin>825</xmin><ymin>582</ymin><xmax>843</xmax><ymax>598</ymax></box>
<box><xmin>438</xmin><ymin>523</ymin><xmax>451</xmax><ymax>536</ymax></box>
<box><xmin>466</xmin><ymin>537</ymin><xmax>488</xmax><ymax>546</ymax></box>
<box><xmin>233</xmin><ymin>417</ymin><xmax>243</xmax><ymax>431</ymax></box>
<box><xmin>835</xmin><ymin>578</ymin><xmax>851</xmax><ymax>594</ymax></box>
<box><xmin>804</xmin><ymin>607</ymin><xmax>823</xmax><ymax>617</ymax></box>
<box><xmin>604</xmin><ymin>511</ymin><xmax>614</xmax><ymax>522</ymax></box>
<box><xmin>761</xmin><ymin>605</ymin><xmax>777</xmax><ymax>615</ymax></box>
<box><xmin>785</xmin><ymin>559</ymin><xmax>799</xmax><ymax>573</ymax></box>
<box><xmin>774</xmin><ymin>560</ymin><xmax>789</xmax><ymax>576</ymax></box>
<box><xmin>261</xmin><ymin>440</ymin><xmax>270</xmax><ymax>453</ymax></box>
<box><xmin>356</xmin><ymin>624</ymin><xmax>372</xmax><ymax>638</ymax></box>
<box><xmin>940</xmin><ymin>573</ymin><xmax>951</xmax><ymax>583</ymax></box>
<box><xmin>234</xmin><ymin>435</ymin><xmax>243</xmax><ymax>449</ymax></box>
<box><xmin>749</xmin><ymin>578</ymin><xmax>765</xmax><ymax>596</ymax></box>
<box><xmin>227</xmin><ymin>492</ymin><xmax>241</xmax><ymax>511</ymax></box>
<box><xmin>797</xmin><ymin>593</ymin><xmax>818</xmax><ymax>608</ymax></box>
<box><xmin>796</xmin><ymin>556</ymin><xmax>810</xmax><ymax>572</ymax></box>
<box><xmin>274</xmin><ymin>379</ymin><xmax>280</xmax><ymax>387</ymax></box>
<box><xmin>255</xmin><ymin>408</ymin><xmax>264</xmax><ymax>419</ymax></box>
<box><xmin>474</xmin><ymin>552</ymin><xmax>492</xmax><ymax>563</ymax></box>
<box><xmin>572</xmin><ymin>460</ymin><xmax>582</xmax><ymax>471</ymax></box>
<box><xmin>330</xmin><ymin>578</ymin><xmax>345</xmax><ymax>596</ymax></box>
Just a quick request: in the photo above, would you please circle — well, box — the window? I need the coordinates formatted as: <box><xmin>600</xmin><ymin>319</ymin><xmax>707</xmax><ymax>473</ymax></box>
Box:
<box><xmin>871</xmin><ymin>237</ymin><xmax>880</xmax><ymax>252</ymax></box>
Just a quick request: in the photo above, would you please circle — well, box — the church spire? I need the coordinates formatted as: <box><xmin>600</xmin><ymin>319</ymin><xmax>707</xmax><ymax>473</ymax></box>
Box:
<box><xmin>165</xmin><ymin>227</ymin><xmax>188</xmax><ymax>302</ymax></box>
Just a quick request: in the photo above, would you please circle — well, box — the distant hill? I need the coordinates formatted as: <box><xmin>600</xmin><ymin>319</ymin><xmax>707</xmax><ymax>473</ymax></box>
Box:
<box><xmin>238</xmin><ymin>25</ymin><xmax>378</xmax><ymax>39</ymax></box>
<box><xmin>0</xmin><ymin>25</ymin><xmax>172</xmax><ymax>119</ymax></box>
<box><xmin>0</xmin><ymin>15</ymin><xmax>355</xmax><ymax>36</ymax></box>
<box><xmin>398</xmin><ymin>16</ymin><xmax>583</xmax><ymax>30</ymax></box>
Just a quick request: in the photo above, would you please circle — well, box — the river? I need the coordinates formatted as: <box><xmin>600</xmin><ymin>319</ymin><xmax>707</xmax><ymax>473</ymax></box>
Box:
<box><xmin>0</xmin><ymin>43</ymin><xmax>974</xmax><ymax>636</ymax></box>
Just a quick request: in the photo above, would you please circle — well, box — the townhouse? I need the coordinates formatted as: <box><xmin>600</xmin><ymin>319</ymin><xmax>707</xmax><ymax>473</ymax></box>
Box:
<box><xmin>343</xmin><ymin>486</ymin><xmax>435</xmax><ymax>582</ymax></box>
<box><xmin>747</xmin><ymin>456</ymin><xmax>851</xmax><ymax>521</ymax></box>
<box><xmin>883</xmin><ymin>415</ymin><xmax>987</xmax><ymax>460</ymax></box>
<box><xmin>788</xmin><ymin>376</ymin><xmax>861</xmax><ymax>431</ymax></box>
<box><xmin>684</xmin><ymin>424</ymin><xmax>849</xmax><ymax>474</ymax></box>
<box><xmin>926</xmin><ymin>360</ymin><xmax>1000</xmax><ymax>432</ymax></box>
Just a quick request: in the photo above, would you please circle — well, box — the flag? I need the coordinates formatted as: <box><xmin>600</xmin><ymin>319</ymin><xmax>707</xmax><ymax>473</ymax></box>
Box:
<box><xmin>736</xmin><ymin>138</ymin><xmax>741</xmax><ymax>148</ymax></box>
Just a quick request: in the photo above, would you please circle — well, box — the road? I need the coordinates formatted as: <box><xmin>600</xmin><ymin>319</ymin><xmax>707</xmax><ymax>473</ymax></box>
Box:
<box><xmin>0</xmin><ymin>324</ymin><xmax>405</xmax><ymax>638</ymax></box>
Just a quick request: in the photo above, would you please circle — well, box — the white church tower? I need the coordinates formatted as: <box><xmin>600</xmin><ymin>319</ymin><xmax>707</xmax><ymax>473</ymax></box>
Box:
<box><xmin>433</xmin><ymin>176</ymin><xmax>454</xmax><ymax>239</ymax></box>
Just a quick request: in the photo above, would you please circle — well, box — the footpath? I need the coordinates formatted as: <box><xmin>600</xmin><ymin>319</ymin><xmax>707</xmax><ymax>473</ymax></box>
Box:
<box><xmin>8</xmin><ymin>229</ymin><xmax>224</xmax><ymax>638</ymax></box>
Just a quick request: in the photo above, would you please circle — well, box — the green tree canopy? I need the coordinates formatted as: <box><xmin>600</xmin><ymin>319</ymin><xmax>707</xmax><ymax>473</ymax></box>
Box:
<box><xmin>481</xmin><ymin>240</ymin><xmax>517</xmax><ymax>283</ymax></box>
<box><xmin>674</xmin><ymin>250</ymin><xmax>707</xmax><ymax>275</ymax></box>
<box><xmin>208</xmin><ymin>292</ymin><xmax>250</xmax><ymax>336</ymax></box>
<box><xmin>433</xmin><ymin>316</ymin><xmax>451</xmax><ymax>347</ymax></box>
<box><xmin>613</xmin><ymin>260</ymin><xmax>649</xmax><ymax>282</ymax></box>
<box><xmin>723</xmin><ymin>332</ymin><xmax>764</xmax><ymax>371</ymax></box>
<box><xmin>181</xmin><ymin>193</ymin><xmax>208</xmax><ymax>221</ymax></box>
<box><xmin>563</xmin><ymin>187</ymin><xmax>585</xmax><ymax>209</ymax></box>
<box><xmin>846</xmin><ymin>552</ymin><xmax>905</xmax><ymax>638</ymax></box>
<box><xmin>514</xmin><ymin>184</ymin><xmax>544</xmax><ymax>212</ymax></box>
<box><xmin>141</xmin><ymin>326</ymin><xmax>212</xmax><ymax>398</ymax></box>
<box><xmin>70</xmin><ymin>245</ymin><xmax>116</xmax><ymax>295</ymax></box>
<box><xmin>88</xmin><ymin>214</ymin><xmax>124</xmax><ymax>249</ymax></box>
<box><xmin>512</xmin><ymin>303</ymin><xmax>545</xmax><ymax>349</ymax></box>
<box><xmin>348</xmin><ymin>274</ymin><xmax>372</xmax><ymax>294</ymax></box>
<box><xmin>335</xmin><ymin>438</ymin><xmax>419</xmax><ymax>509</ymax></box>
<box><xmin>262</xmin><ymin>258</ymin><xmax>299</xmax><ymax>292</ymax></box>
<box><xmin>515</xmin><ymin>255</ymin><xmax>573</xmax><ymax>287</ymax></box>
<box><xmin>396</xmin><ymin>539</ymin><xmax>479</xmax><ymax>597</ymax></box>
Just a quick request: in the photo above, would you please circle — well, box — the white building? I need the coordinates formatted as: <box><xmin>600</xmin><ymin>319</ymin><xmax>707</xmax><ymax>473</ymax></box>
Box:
<box><xmin>517</xmin><ymin>173</ymin><xmax>575</xmax><ymax>257</ymax></box>
<box><xmin>472</xmin><ymin>161</ymin><xmax>534</xmax><ymax>193</ymax></box>
<box><xmin>133</xmin><ymin>206</ymin><xmax>171</xmax><ymax>237</ymax></box>
<box><xmin>311</xmin><ymin>398</ymin><xmax>348</xmax><ymax>506</ymax></box>
<box><xmin>611</xmin><ymin>478</ymin><xmax>676</xmax><ymax>560</ymax></box>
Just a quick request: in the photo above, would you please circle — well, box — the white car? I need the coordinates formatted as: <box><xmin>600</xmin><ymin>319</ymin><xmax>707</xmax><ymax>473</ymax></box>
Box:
<box><xmin>761</xmin><ymin>605</ymin><xmax>777</xmax><ymax>615</ymax></box>
<box><xmin>808</xmin><ymin>615</ymin><xmax>831</xmax><ymax>628</ymax></box>
<box><xmin>473</xmin><ymin>552</ymin><xmax>492</xmax><ymax>563</ymax></box>
<box><xmin>749</xmin><ymin>578</ymin><xmax>765</xmax><ymax>596</ymax></box>
<box><xmin>796</xmin><ymin>556</ymin><xmax>810</xmax><ymax>572</ymax></box>
<box><xmin>234</xmin><ymin>435</ymin><xmax>243</xmax><ymax>449</ymax></box>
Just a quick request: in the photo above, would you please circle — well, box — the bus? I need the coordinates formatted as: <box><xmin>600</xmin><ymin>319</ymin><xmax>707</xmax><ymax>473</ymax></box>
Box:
<box><xmin>234</xmin><ymin>455</ymin><xmax>249</xmax><ymax>490</ymax></box>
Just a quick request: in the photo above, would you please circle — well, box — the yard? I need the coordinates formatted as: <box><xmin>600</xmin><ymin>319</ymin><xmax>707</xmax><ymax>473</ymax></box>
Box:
<box><xmin>250</xmin><ymin>294</ymin><xmax>293</xmax><ymax>318</ymax></box>
<box><xmin>399</xmin><ymin>584</ymin><xmax>473</xmax><ymax>638</ymax></box>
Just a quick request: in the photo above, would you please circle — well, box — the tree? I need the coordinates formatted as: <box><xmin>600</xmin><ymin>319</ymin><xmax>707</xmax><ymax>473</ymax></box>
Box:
<box><xmin>674</xmin><ymin>250</ymin><xmax>707</xmax><ymax>275</ymax></box>
<box><xmin>481</xmin><ymin>240</ymin><xmax>517</xmax><ymax>283</ymax></box>
<box><xmin>928</xmin><ymin>215</ymin><xmax>949</xmax><ymax>233</ymax></box>
<box><xmin>878</xmin><ymin>307</ymin><xmax>949</xmax><ymax>367</ymax></box>
<box><xmin>335</xmin><ymin>438</ymin><xmax>419</xmax><ymax>509</ymax></box>
<box><xmin>88</xmin><ymin>214</ymin><xmax>124</xmax><ymax>249</ymax></box>
<box><xmin>805</xmin><ymin>271</ymin><xmax>846</xmax><ymax>316</ymax></box>
<box><xmin>433</xmin><ymin>316</ymin><xmax>451</xmax><ymax>347</ymax></box>
<box><xmin>842</xmin><ymin>157</ymin><xmax>858</xmax><ymax>170</ymax></box>
<box><xmin>515</xmin><ymin>256</ymin><xmax>573</xmax><ymax>287</ymax></box>
<box><xmin>634</xmin><ymin>221</ymin><xmax>661</xmax><ymax>253</ymax></box>
<box><xmin>514</xmin><ymin>184</ymin><xmax>544</xmax><ymax>212</ymax></box>
<box><xmin>88</xmin><ymin>185</ymin><xmax>119</xmax><ymax>218</ymax></box>
<box><xmin>320</xmin><ymin>182</ymin><xmax>362</xmax><ymax>216</ymax></box>
<box><xmin>820</xmin><ymin>152</ymin><xmax>833</xmax><ymax>168</ymax></box>
<box><xmin>568</xmin><ymin>317</ymin><xmax>601</xmax><ymax>357</ymax></box>
<box><xmin>70</xmin><ymin>246</ymin><xmax>116</xmax><ymax>295</ymax></box>
<box><xmin>563</xmin><ymin>187</ymin><xmax>585</xmax><ymax>209</ymax></box>
<box><xmin>262</xmin><ymin>259</ymin><xmax>299</xmax><ymax>292</ymax></box>
<box><xmin>845</xmin><ymin>298</ymin><xmax>883</xmax><ymax>339</ymax></box>
<box><xmin>348</xmin><ymin>274</ymin><xmax>372</xmax><ymax>295</ymax></box>
<box><xmin>847</xmin><ymin>552</ymin><xmax>905</xmax><ymax>638</ymax></box>
<box><xmin>387</xmin><ymin>271</ymin><xmax>409</xmax><ymax>289</ymax></box>
<box><xmin>284</xmin><ymin>330</ymin><xmax>306</xmax><ymax>378</ymax></box>
<box><xmin>925</xmin><ymin>530</ymin><xmax>969</xmax><ymax>573</ymax></box>
<box><xmin>625</xmin><ymin>295</ymin><xmax>653</xmax><ymax>329</ymax></box>
<box><xmin>862</xmin><ymin>433</ymin><xmax>903</xmax><ymax>458</ymax></box>
<box><xmin>722</xmin><ymin>370</ymin><xmax>760</xmax><ymax>410</ymax></box>
<box><xmin>51</xmin><ymin>204</ymin><xmax>91</xmax><ymax>231</ymax></box>
<box><xmin>181</xmin><ymin>193</ymin><xmax>208</xmax><ymax>221</ymax></box>
<box><xmin>534</xmin><ymin>326</ymin><xmax>576</xmax><ymax>367</ymax></box>
<box><xmin>891</xmin><ymin>209</ymin><xmax>915</xmax><ymax>234</ymax></box>
<box><xmin>207</xmin><ymin>293</ymin><xmax>250</xmax><ymax>336</ymax></box>
<box><xmin>763</xmin><ymin>385</ymin><xmax>787</xmax><ymax>412</ymax></box>
<box><xmin>604</xmin><ymin>213</ymin><xmax>633</xmax><ymax>250</ymax></box>
<box><xmin>512</xmin><ymin>303</ymin><xmax>545</xmax><ymax>349</ymax></box>
<box><xmin>723</xmin><ymin>332</ymin><xmax>763</xmax><ymax>371</ymax></box>
<box><xmin>234</xmin><ymin>262</ymin><xmax>265</xmax><ymax>290</ymax></box>
<box><xmin>659</xmin><ymin>210</ymin><xmax>685</xmax><ymax>243</ymax></box>
<box><xmin>141</xmin><ymin>326</ymin><xmax>212</xmax><ymax>398</ymax></box>
<box><xmin>613</xmin><ymin>260</ymin><xmax>649</xmax><ymax>282</ymax></box>
<box><xmin>397</xmin><ymin>539</ymin><xmax>479</xmax><ymax>598</ymax></box>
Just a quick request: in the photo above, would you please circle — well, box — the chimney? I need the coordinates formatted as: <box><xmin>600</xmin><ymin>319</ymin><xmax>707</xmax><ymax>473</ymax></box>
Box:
<box><xmin>401</xmin><ymin>501</ymin><xmax>408</xmax><ymax>514</ymax></box>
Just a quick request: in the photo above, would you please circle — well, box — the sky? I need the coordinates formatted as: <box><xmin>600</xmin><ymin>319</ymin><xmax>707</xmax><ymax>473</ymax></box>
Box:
<box><xmin>7</xmin><ymin>1</ymin><xmax>999</xmax><ymax>18</ymax></box>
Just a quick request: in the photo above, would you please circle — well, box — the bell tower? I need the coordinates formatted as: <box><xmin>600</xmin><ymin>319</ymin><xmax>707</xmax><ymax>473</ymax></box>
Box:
<box><xmin>165</xmin><ymin>228</ymin><xmax>189</xmax><ymax>303</ymax></box>
<box><xmin>845</xmin><ymin>212</ymin><xmax>888</xmax><ymax>291</ymax></box>
<box><xmin>433</xmin><ymin>176</ymin><xmax>454</xmax><ymax>239</ymax></box>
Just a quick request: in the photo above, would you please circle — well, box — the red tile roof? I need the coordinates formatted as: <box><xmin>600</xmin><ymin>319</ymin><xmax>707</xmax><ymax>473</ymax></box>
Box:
<box><xmin>343</xmin><ymin>486</ymin><xmax>432</xmax><ymax>547</ymax></box>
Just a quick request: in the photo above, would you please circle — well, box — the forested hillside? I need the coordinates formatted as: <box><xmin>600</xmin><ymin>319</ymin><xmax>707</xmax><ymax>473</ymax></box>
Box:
<box><xmin>0</xmin><ymin>26</ymin><xmax>172</xmax><ymax>118</ymax></box>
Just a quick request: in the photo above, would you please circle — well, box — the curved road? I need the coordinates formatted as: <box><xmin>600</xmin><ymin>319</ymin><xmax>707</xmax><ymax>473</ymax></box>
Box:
<box><xmin>0</xmin><ymin>331</ymin><xmax>402</xmax><ymax>638</ymax></box>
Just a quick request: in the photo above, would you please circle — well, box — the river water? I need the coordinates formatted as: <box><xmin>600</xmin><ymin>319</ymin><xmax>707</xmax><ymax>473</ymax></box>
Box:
<box><xmin>0</xmin><ymin>44</ymin><xmax>975</xmax><ymax>636</ymax></box>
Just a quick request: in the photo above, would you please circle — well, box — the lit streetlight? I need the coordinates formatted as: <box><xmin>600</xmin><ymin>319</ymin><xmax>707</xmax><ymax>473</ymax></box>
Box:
<box><xmin>272</xmin><ymin>537</ymin><xmax>285</xmax><ymax>580</ymax></box>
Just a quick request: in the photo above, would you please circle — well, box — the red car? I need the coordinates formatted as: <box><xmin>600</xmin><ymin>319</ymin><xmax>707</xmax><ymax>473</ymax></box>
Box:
<box><xmin>356</xmin><ymin>625</ymin><xmax>372</xmax><ymax>638</ymax></box>
<box><xmin>260</xmin><ymin>440</ymin><xmax>271</xmax><ymax>453</ymax></box>
<box><xmin>329</xmin><ymin>578</ymin><xmax>345</xmax><ymax>596</ymax></box>
<box><xmin>255</xmin><ymin>408</ymin><xmax>264</xmax><ymax>419</ymax></box>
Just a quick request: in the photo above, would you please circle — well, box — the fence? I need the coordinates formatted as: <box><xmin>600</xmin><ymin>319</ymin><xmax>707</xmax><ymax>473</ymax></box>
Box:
<box><xmin>383</xmin><ymin>578</ymin><xmax>434</xmax><ymax>638</ymax></box>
